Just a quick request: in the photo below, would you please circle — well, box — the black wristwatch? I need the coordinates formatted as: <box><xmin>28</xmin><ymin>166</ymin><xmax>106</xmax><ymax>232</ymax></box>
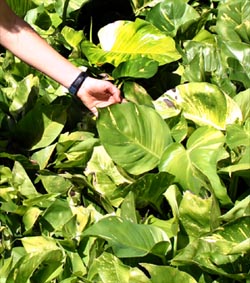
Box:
<box><xmin>68</xmin><ymin>72</ymin><xmax>88</xmax><ymax>96</ymax></box>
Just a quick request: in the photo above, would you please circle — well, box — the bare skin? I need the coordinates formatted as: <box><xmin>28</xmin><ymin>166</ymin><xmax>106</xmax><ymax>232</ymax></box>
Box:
<box><xmin>0</xmin><ymin>0</ymin><xmax>122</xmax><ymax>115</ymax></box>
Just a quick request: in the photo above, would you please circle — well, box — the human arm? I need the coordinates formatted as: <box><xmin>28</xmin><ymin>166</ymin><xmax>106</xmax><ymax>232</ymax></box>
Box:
<box><xmin>0</xmin><ymin>0</ymin><xmax>121</xmax><ymax>115</ymax></box>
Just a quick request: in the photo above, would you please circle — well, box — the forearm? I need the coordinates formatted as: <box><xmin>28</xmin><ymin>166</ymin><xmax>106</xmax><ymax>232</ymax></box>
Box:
<box><xmin>0</xmin><ymin>0</ymin><xmax>80</xmax><ymax>88</ymax></box>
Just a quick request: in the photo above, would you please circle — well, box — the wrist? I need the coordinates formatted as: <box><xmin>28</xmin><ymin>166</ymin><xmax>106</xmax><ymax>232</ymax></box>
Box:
<box><xmin>68</xmin><ymin>72</ymin><xmax>88</xmax><ymax>96</ymax></box>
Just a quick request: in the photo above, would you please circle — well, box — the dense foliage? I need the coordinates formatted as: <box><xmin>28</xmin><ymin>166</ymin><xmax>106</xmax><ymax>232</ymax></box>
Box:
<box><xmin>0</xmin><ymin>0</ymin><xmax>250</xmax><ymax>282</ymax></box>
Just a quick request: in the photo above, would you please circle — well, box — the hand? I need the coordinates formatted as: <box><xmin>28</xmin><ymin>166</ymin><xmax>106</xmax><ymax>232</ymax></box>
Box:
<box><xmin>76</xmin><ymin>77</ymin><xmax>122</xmax><ymax>116</ymax></box>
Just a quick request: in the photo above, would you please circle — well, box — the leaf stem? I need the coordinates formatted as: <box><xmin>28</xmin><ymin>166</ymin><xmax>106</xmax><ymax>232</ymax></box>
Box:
<box><xmin>229</xmin><ymin>173</ymin><xmax>239</xmax><ymax>202</ymax></box>
<box><xmin>173</xmin><ymin>235</ymin><xmax>178</xmax><ymax>258</ymax></box>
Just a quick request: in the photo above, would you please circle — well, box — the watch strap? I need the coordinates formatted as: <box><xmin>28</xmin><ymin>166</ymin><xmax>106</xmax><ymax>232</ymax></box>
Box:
<box><xmin>68</xmin><ymin>72</ymin><xmax>88</xmax><ymax>96</ymax></box>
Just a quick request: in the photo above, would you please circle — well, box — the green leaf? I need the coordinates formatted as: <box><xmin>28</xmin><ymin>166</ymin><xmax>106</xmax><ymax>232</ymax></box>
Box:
<box><xmin>159</xmin><ymin>126</ymin><xmax>232</xmax><ymax>205</ymax></box>
<box><xmin>146</xmin><ymin>0</ymin><xmax>200</xmax><ymax>37</ymax></box>
<box><xmin>39</xmin><ymin>172</ymin><xmax>72</xmax><ymax>194</ymax></box>
<box><xmin>163</xmin><ymin>184</ymin><xmax>182</xmax><ymax>236</ymax></box>
<box><xmin>216</xmin><ymin>0</ymin><xmax>250</xmax><ymax>44</ymax></box>
<box><xmin>97</xmin><ymin>102</ymin><xmax>172</xmax><ymax>175</ymax></box>
<box><xmin>81</xmin><ymin>18</ymin><xmax>181</xmax><ymax>67</ymax></box>
<box><xmin>8</xmin><ymin>249</ymin><xmax>63</xmax><ymax>283</ymax></box>
<box><xmin>21</xmin><ymin>236</ymin><xmax>59</xmax><ymax>253</ymax></box>
<box><xmin>25</xmin><ymin>5</ymin><xmax>62</xmax><ymax>34</ymax></box>
<box><xmin>112</xmin><ymin>57</ymin><xmax>159</xmax><ymax>79</ymax></box>
<box><xmin>14</xmin><ymin>103</ymin><xmax>67</xmax><ymax>150</ymax></box>
<box><xmin>85</xmin><ymin>145</ymin><xmax>130</xmax><ymax>186</ymax></box>
<box><xmin>55</xmin><ymin>133</ymin><xmax>99</xmax><ymax>169</ymax></box>
<box><xmin>220</xmin><ymin>41</ymin><xmax>250</xmax><ymax>88</ymax></box>
<box><xmin>179</xmin><ymin>191</ymin><xmax>221</xmax><ymax>238</ymax></box>
<box><xmin>164</xmin><ymin>83</ymin><xmax>242</xmax><ymax>130</ymax></box>
<box><xmin>83</xmin><ymin>215</ymin><xmax>171</xmax><ymax>258</ymax></box>
<box><xmin>181</xmin><ymin>39</ymin><xmax>237</xmax><ymax>97</ymax></box>
<box><xmin>6</xmin><ymin>0</ymin><xmax>35</xmax><ymax>17</ymax></box>
<box><xmin>64</xmin><ymin>0</ymin><xmax>90</xmax><ymax>15</ymax></box>
<box><xmin>0</xmin><ymin>165</ymin><xmax>12</xmax><ymax>187</ymax></box>
<box><xmin>219</xmin><ymin>196</ymin><xmax>250</xmax><ymax>222</ymax></box>
<box><xmin>122</xmin><ymin>81</ymin><xmax>153</xmax><ymax>107</ymax></box>
<box><xmin>31</xmin><ymin>143</ymin><xmax>56</xmax><ymax>169</ymax></box>
<box><xmin>65</xmin><ymin>251</ymin><xmax>86</xmax><ymax>277</ymax></box>
<box><xmin>219</xmin><ymin>148</ymin><xmax>250</xmax><ymax>175</ymax></box>
<box><xmin>226</xmin><ymin>123</ymin><xmax>250</xmax><ymax>150</ymax></box>
<box><xmin>113</xmin><ymin>172</ymin><xmax>174</xmax><ymax>212</ymax></box>
<box><xmin>153</xmin><ymin>94</ymin><xmax>181</xmax><ymax>120</ymax></box>
<box><xmin>85</xmin><ymin>145</ymin><xmax>130</xmax><ymax>207</ymax></box>
<box><xmin>0</xmin><ymin>152</ymin><xmax>38</xmax><ymax>170</ymax></box>
<box><xmin>129</xmin><ymin>0</ymin><xmax>163</xmax><ymax>15</ymax></box>
<box><xmin>88</xmin><ymin>252</ymin><xmax>150</xmax><ymax>283</ymax></box>
<box><xmin>172</xmin><ymin>217</ymin><xmax>250</xmax><ymax>280</ymax></box>
<box><xmin>119</xmin><ymin>192</ymin><xmax>138</xmax><ymax>223</ymax></box>
<box><xmin>146</xmin><ymin>216</ymin><xmax>176</xmax><ymax>239</ymax></box>
<box><xmin>23</xmin><ymin>193</ymin><xmax>59</xmax><ymax>209</ymax></box>
<box><xmin>23</xmin><ymin>207</ymin><xmax>42</xmax><ymax>233</ymax></box>
<box><xmin>42</xmin><ymin>199</ymin><xmax>73</xmax><ymax>231</ymax></box>
<box><xmin>9</xmin><ymin>74</ymin><xmax>39</xmax><ymax>118</ymax></box>
<box><xmin>141</xmin><ymin>263</ymin><xmax>198</xmax><ymax>283</ymax></box>
<box><xmin>220</xmin><ymin>122</ymin><xmax>250</xmax><ymax>175</ymax></box>
<box><xmin>11</xmin><ymin>161</ymin><xmax>39</xmax><ymax>198</ymax></box>
<box><xmin>234</xmin><ymin>89</ymin><xmax>250</xmax><ymax>121</ymax></box>
<box><xmin>61</xmin><ymin>26</ymin><xmax>84</xmax><ymax>49</ymax></box>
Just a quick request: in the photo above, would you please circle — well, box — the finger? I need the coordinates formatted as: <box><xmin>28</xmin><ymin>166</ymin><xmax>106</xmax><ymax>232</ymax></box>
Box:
<box><xmin>91</xmin><ymin>106</ymin><xmax>98</xmax><ymax>117</ymax></box>
<box><xmin>110</xmin><ymin>87</ymin><xmax>122</xmax><ymax>102</ymax></box>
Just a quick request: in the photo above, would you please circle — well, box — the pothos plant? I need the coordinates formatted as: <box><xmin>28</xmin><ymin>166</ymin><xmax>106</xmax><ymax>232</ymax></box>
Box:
<box><xmin>0</xmin><ymin>0</ymin><xmax>249</xmax><ymax>282</ymax></box>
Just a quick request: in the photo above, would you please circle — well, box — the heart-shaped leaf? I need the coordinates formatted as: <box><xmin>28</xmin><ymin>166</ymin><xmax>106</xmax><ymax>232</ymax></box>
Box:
<box><xmin>97</xmin><ymin>102</ymin><xmax>172</xmax><ymax>175</ymax></box>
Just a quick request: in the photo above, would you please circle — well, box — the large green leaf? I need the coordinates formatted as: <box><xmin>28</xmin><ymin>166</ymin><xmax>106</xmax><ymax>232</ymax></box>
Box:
<box><xmin>97</xmin><ymin>102</ymin><xmax>172</xmax><ymax>175</ymax></box>
<box><xmin>81</xmin><ymin>18</ymin><xmax>181</xmax><ymax>67</ymax></box>
<box><xmin>164</xmin><ymin>82</ymin><xmax>242</xmax><ymax>130</ymax></box>
<box><xmin>146</xmin><ymin>0</ymin><xmax>200</xmax><ymax>37</ymax></box>
<box><xmin>88</xmin><ymin>252</ymin><xmax>150</xmax><ymax>283</ymax></box>
<box><xmin>82</xmin><ymin>215</ymin><xmax>171</xmax><ymax>258</ymax></box>
<box><xmin>216</xmin><ymin>0</ymin><xmax>250</xmax><ymax>44</ymax></box>
<box><xmin>219</xmin><ymin>40</ymin><xmax>250</xmax><ymax>89</ymax></box>
<box><xmin>159</xmin><ymin>126</ymin><xmax>232</xmax><ymax>205</ymax></box>
<box><xmin>141</xmin><ymin>264</ymin><xmax>198</xmax><ymax>283</ymax></box>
